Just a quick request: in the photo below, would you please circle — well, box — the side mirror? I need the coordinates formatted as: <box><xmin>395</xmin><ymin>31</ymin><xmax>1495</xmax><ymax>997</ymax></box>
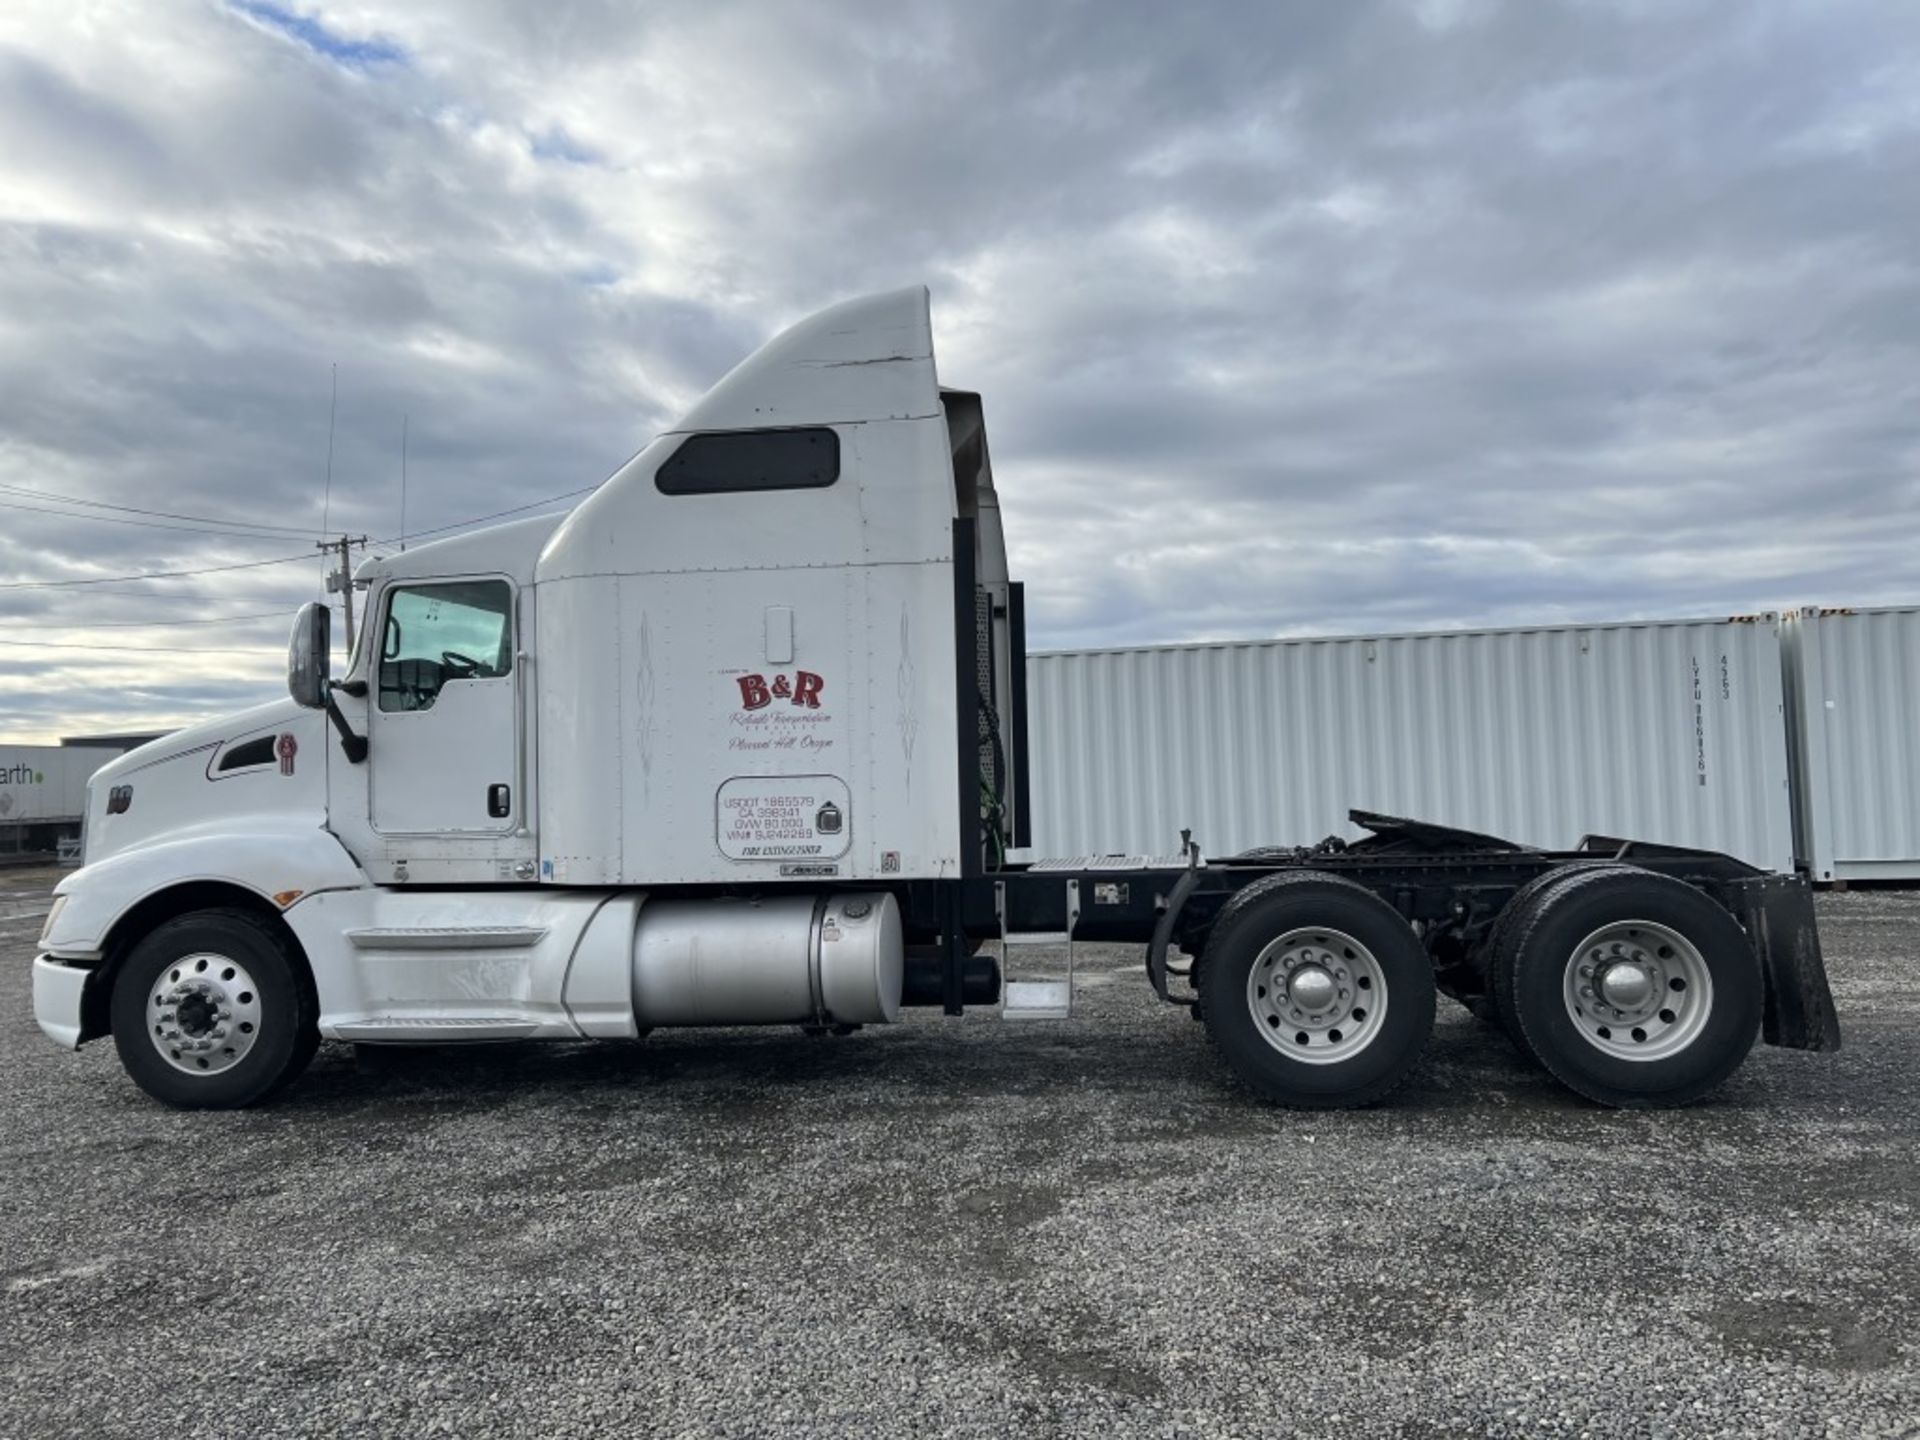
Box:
<box><xmin>288</xmin><ymin>602</ymin><xmax>331</xmax><ymax>710</ymax></box>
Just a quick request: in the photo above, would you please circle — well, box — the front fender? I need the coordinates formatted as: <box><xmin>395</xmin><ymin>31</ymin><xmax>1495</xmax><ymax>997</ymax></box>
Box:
<box><xmin>44</xmin><ymin>823</ymin><xmax>370</xmax><ymax>958</ymax></box>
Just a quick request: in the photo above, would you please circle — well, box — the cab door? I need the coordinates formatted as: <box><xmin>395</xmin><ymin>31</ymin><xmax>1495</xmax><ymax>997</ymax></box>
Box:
<box><xmin>362</xmin><ymin>576</ymin><xmax>535</xmax><ymax>878</ymax></box>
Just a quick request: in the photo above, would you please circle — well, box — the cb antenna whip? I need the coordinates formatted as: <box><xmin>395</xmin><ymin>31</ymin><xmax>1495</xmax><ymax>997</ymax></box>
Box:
<box><xmin>320</xmin><ymin>361</ymin><xmax>337</xmax><ymax>537</ymax></box>
<box><xmin>399</xmin><ymin>412</ymin><xmax>409</xmax><ymax>551</ymax></box>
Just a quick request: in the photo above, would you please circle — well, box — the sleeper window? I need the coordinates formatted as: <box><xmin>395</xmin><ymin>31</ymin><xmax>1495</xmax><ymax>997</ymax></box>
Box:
<box><xmin>377</xmin><ymin>580</ymin><xmax>513</xmax><ymax>713</ymax></box>
<box><xmin>655</xmin><ymin>427</ymin><xmax>839</xmax><ymax>495</ymax></box>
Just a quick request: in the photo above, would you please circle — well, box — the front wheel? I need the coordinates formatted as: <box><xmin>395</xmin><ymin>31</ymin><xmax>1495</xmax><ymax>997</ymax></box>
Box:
<box><xmin>110</xmin><ymin>908</ymin><xmax>319</xmax><ymax>1109</ymax></box>
<box><xmin>1197</xmin><ymin>873</ymin><xmax>1436</xmax><ymax>1108</ymax></box>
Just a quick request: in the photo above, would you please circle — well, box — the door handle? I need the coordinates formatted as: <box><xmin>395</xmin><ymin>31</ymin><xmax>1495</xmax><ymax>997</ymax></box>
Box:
<box><xmin>487</xmin><ymin>783</ymin><xmax>511</xmax><ymax>819</ymax></box>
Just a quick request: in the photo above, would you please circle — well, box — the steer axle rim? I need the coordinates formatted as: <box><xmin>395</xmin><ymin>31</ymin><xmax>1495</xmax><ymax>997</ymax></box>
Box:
<box><xmin>1246</xmin><ymin>926</ymin><xmax>1388</xmax><ymax>1066</ymax></box>
<box><xmin>1561</xmin><ymin>919</ymin><xmax>1714</xmax><ymax>1062</ymax></box>
<box><xmin>147</xmin><ymin>952</ymin><xmax>264</xmax><ymax>1077</ymax></box>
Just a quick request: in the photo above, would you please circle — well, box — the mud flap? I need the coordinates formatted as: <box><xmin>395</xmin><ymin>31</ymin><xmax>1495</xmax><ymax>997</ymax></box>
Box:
<box><xmin>1727</xmin><ymin>874</ymin><xmax>1842</xmax><ymax>1052</ymax></box>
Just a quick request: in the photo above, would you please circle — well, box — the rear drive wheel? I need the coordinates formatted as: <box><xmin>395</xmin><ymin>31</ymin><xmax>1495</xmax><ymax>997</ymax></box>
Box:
<box><xmin>1501</xmin><ymin>868</ymin><xmax>1760</xmax><ymax>1107</ymax></box>
<box><xmin>1198</xmin><ymin>873</ymin><xmax>1435</xmax><ymax>1108</ymax></box>
<box><xmin>1483</xmin><ymin>862</ymin><xmax>1634</xmax><ymax>1036</ymax></box>
<box><xmin>111</xmin><ymin>908</ymin><xmax>318</xmax><ymax>1109</ymax></box>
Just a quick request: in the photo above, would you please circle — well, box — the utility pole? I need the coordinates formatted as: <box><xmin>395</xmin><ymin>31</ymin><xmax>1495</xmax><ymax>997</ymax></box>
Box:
<box><xmin>320</xmin><ymin>535</ymin><xmax>369</xmax><ymax>646</ymax></box>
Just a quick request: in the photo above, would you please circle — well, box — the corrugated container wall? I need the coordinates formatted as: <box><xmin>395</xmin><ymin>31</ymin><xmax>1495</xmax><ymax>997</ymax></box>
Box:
<box><xmin>0</xmin><ymin>746</ymin><xmax>116</xmax><ymax>825</ymax></box>
<box><xmin>1028</xmin><ymin>617</ymin><xmax>1796</xmax><ymax>871</ymax></box>
<box><xmin>1782</xmin><ymin>606</ymin><xmax>1920</xmax><ymax>882</ymax></box>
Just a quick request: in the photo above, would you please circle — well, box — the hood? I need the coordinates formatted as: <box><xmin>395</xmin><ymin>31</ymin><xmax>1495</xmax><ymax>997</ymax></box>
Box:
<box><xmin>83</xmin><ymin>698</ymin><xmax>329</xmax><ymax>868</ymax></box>
<box><xmin>94</xmin><ymin>698</ymin><xmax>310</xmax><ymax>787</ymax></box>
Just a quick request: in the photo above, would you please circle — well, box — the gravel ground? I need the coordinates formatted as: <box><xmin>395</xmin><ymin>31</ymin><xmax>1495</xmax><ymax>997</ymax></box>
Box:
<box><xmin>1</xmin><ymin>866</ymin><xmax>1916</xmax><ymax>1439</ymax></box>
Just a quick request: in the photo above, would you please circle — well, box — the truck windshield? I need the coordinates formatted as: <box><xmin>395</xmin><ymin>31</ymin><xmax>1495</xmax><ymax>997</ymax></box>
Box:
<box><xmin>377</xmin><ymin>580</ymin><xmax>513</xmax><ymax>713</ymax></box>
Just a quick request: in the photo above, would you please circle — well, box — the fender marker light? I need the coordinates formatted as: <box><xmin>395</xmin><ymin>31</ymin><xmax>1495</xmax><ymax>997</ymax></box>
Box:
<box><xmin>272</xmin><ymin>889</ymin><xmax>304</xmax><ymax>908</ymax></box>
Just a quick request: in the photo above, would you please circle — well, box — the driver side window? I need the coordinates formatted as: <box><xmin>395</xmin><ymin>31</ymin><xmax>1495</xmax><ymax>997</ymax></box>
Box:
<box><xmin>377</xmin><ymin>580</ymin><xmax>514</xmax><ymax>713</ymax></box>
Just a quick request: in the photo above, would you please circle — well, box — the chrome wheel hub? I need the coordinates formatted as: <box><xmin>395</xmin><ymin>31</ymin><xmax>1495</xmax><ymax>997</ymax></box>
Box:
<box><xmin>1597</xmin><ymin>961</ymin><xmax>1654</xmax><ymax>1011</ymax></box>
<box><xmin>1287</xmin><ymin>964</ymin><xmax>1337</xmax><ymax>1013</ymax></box>
<box><xmin>148</xmin><ymin>953</ymin><xmax>263</xmax><ymax>1077</ymax></box>
<box><xmin>1246</xmin><ymin>927</ymin><xmax>1387</xmax><ymax>1065</ymax></box>
<box><xmin>1563</xmin><ymin>921</ymin><xmax>1713</xmax><ymax>1062</ymax></box>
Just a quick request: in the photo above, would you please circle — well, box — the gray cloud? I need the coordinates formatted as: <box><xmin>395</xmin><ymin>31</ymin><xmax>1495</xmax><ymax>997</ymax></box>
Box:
<box><xmin>0</xmin><ymin>0</ymin><xmax>1917</xmax><ymax>738</ymax></box>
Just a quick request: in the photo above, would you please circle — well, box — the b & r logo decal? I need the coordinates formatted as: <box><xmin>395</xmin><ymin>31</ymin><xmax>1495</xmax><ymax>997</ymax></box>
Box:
<box><xmin>736</xmin><ymin>671</ymin><xmax>825</xmax><ymax>711</ymax></box>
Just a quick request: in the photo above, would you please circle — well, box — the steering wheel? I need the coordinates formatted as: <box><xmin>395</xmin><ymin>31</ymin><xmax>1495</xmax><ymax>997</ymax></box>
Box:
<box><xmin>441</xmin><ymin>650</ymin><xmax>485</xmax><ymax>678</ymax></box>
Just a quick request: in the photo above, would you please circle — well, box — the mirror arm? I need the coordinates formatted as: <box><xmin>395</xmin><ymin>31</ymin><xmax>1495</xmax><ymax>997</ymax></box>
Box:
<box><xmin>323</xmin><ymin>689</ymin><xmax>368</xmax><ymax>763</ymax></box>
<box><xmin>336</xmin><ymin>677</ymin><xmax>368</xmax><ymax>698</ymax></box>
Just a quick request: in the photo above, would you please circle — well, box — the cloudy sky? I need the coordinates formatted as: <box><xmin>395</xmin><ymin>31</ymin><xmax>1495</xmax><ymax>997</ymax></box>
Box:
<box><xmin>0</xmin><ymin>0</ymin><xmax>1915</xmax><ymax>742</ymax></box>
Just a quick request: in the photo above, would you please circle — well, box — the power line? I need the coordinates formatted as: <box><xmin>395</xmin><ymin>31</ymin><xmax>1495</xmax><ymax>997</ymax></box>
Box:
<box><xmin>2</xmin><ymin>611</ymin><xmax>292</xmax><ymax>628</ymax></box>
<box><xmin>0</xmin><ymin>638</ymin><xmax>280</xmax><ymax>655</ymax></box>
<box><xmin>0</xmin><ymin>550</ymin><xmax>316</xmax><ymax>590</ymax></box>
<box><xmin>0</xmin><ymin>482</ymin><xmax>598</xmax><ymax>591</ymax></box>
<box><xmin>0</xmin><ymin>482</ymin><xmax>324</xmax><ymax>537</ymax></box>
<box><xmin>373</xmin><ymin>485</ymin><xmax>595</xmax><ymax>546</ymax></box>
<box><xmin>0</xmin><ymin>496</ymin><xmax>332</xmax><ymax>543</ymax></box>
<box><xmin>1</xmin><ymin>585</ymin><xmax>304</xmax><ymax>604</ymax></box>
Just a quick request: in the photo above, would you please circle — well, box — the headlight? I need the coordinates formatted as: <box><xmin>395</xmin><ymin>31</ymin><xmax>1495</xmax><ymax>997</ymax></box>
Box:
<box><xmin>38</xmin><ymin>895</ymin><xmax>68</xmax><ymax>947</ymax></box>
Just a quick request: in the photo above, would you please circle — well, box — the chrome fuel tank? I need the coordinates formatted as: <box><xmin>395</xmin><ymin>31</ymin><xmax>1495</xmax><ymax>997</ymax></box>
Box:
<box><xmin>630</xmin><ymin>892</ymin><xmax>903</xmax><ymax>1026</ymax></box>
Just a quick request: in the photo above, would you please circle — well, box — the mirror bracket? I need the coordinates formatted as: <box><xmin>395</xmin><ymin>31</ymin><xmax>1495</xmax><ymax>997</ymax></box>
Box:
<box><xmin>324</xmin><ymin>691</ymin><xmax>368</xmax><ymax>764</ymax></box>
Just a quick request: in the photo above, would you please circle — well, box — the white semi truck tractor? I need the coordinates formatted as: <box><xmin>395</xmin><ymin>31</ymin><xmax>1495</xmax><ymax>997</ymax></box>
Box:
<box><xmin>31</xmin><ymin>287</ymin><xmax>1840</xmax><ymax>1110</ymax></box>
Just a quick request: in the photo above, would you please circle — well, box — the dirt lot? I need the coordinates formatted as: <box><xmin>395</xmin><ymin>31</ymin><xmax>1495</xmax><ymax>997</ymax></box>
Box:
<box><xmin>1</xmin><ymin>866</ymin><xmax>1916</xmax><ymax>1438</ymax></box>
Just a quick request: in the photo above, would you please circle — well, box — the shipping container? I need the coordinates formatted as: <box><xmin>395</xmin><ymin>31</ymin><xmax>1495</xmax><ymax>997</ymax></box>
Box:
<box><xmin>1782</xmin><ymin>606</ymin><xmax>1920</xmax><ymax>883</ymax></box>
<box><xmin>1028</xmin><ymin>615</ymin><xmax>1796</xmax><ymax>871</ymax></box>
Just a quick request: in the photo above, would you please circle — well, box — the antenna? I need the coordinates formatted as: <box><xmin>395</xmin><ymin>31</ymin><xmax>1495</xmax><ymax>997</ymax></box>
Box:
<box><xmin>319</xmin><ymin>363</ymin><xmax>338</xmax><ymax>602</ymax></box>
<box><xmin>321</xmin><ymin>362</ymin><xmax>337</xmax><ymax>536</ymax></box>
<box><xmin>399</xmin><ymin>413</ymin><xmax>409</xmax><ymax>552</ymax></box>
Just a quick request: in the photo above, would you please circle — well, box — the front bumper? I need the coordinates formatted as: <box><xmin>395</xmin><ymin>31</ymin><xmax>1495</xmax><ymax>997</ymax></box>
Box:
<box><xmin>32</xmin><ymin>955</ymin><xmax>91</xmax><ymax>1051</ymax></box>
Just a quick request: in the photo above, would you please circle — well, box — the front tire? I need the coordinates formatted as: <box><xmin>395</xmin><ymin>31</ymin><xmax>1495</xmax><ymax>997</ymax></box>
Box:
<box><xmin>1500</xmin><ymin>868</ymin><xmax>1760</xmax><ymax>1107</ymax></box>
<box><xmin>110</xmin><ymin>908</ymin><xmax>319</xmax><ymax>1109</ymax></box>
<box><xmin>1198</xmin><ymin>873</ymin><xmax>1436</xmax><ymax>1108</ymax></box>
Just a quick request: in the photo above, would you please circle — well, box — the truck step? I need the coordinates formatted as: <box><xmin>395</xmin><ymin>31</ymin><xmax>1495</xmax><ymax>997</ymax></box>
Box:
<box><xmin>1001</xmin><ymin>980</ymin><xmax>1072</xmax><ymax>1019</ymax></box>
<box><xmin>996</xmin><ymin>878</ymin><xmax>1080</xmax><ymax>1021</ymax></box>
<box><xmin>333</xmin><ymin>1017</ymin><xmax>541</xmax><ymax>1040</ymax></box>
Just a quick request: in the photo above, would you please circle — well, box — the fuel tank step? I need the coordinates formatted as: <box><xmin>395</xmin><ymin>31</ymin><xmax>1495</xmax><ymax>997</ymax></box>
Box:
<box><xmin>997</xmin><ymin>878</ymin><xmax>1080</xmax><ymax>1020</ymax></box>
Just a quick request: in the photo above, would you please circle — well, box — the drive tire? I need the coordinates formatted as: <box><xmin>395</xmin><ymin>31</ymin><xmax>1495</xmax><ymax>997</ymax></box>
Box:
<box><xmin>1501</xmin><ymin>868</ymin><xmax>1760</xmax><ymax>1108</ymax></box>
<box><xmin>111</xmin><ymin>908</ymin><xmax>319</xmax><ymax>1109</ymax></box>
<box><xmin>1484</xmin><ymin>863</ymin><xmax>1635</xmax><ymax>1038</ymax></box>
<box><xmin>1198</xmin><ymin>872</ymin><xmax>1435</xmax><ymax>1108</ymax></box>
